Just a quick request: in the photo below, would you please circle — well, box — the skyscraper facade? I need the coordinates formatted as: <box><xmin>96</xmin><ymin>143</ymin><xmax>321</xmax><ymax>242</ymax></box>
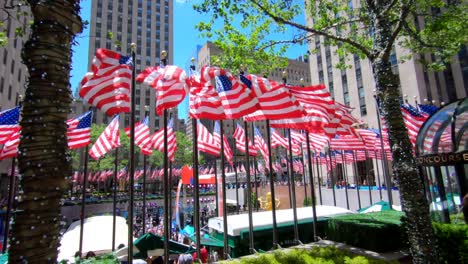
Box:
<box><xmin>306</xmin><ymin>7</ymin><xmax>467</xmax><ymax>130</ymax></box>
<box><xmin>87</xmin><ymin>0</ymin><xmax>177</xmax><ymax>132</ymax></box>
<box><xmin>0</xmin><ymin>5</ymin><xmax>30</xmax><ymax>177</ymax></box>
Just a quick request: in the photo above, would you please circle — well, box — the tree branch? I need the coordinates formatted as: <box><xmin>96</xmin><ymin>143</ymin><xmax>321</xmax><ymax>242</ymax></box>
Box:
<box><xmin>401</xmin><ymin>20</ymin><xmax>446</xmax><ymax>50</ymax></box>
<box><xmin>382</xmin><ymin>0</ymin><xmax>415</xmax><ymax>60</ymax></box>
<box><xmin>249</xmin><ymin>0</ymin><xmax>374</xmax><ymax>60</ymax></box>
<box><xmin>256</xmin><ymin>34</ymin><xmax>314</xmax><ymax>51</ymax></box>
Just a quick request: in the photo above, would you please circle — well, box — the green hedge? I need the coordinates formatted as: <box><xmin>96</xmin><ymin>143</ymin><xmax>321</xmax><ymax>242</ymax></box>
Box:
<box><xmin>326</xmin><ymin>211</ymin><xmax>405</xmax><ymax>252</ymax></box>
<box><xmin>433</xmin><ymin>222</ymin><xmax>468</xmax><ymax>264</ymax></box>
<box><xmin>226</xmin><ymin>246</ymin><xmax>397</xmax><ymax>264</ymax></box>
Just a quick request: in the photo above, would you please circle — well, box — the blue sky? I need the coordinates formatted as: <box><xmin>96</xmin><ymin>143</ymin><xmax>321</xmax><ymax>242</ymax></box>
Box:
<box><xmin>70</xmin><ymin>0</ymin><xmax>307</xmax><ymax>120</ymax></box>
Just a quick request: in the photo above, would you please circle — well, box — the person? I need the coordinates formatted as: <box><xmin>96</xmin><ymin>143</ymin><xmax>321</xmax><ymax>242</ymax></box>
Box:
<box><xmin>178</xmin><ymin>237</ymin><xmax>193</xmax><ymax>264</ymax></box>
<box><xmin>85</xmin><ymin>251</ymin><xmax>96</xmax><ymax>259</ymax></box>
<box><xmin>192</xmin><ymin>246</ymin><xmax>208</xmax><ymax>263</ymax></box>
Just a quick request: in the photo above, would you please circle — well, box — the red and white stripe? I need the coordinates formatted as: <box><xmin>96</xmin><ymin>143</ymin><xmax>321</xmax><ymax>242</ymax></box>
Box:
<box><xmin>89</xmin><ymin>115</ymin><xmax>120</xmax><ymax>160</ymax></box>
<box><xmin>125</xmin><ymin>117</ymin><xmax>152</xmax><ymax>155</ymax></box>
<box><xmin>0</xmin><ymin>130</ymin><xmax>20</xmax><ymax>160</ymax></box>
<box><xmin>188</xmin><ymin>73</ymin><xmax>226</xmax><ymax>120</ymax></box>
<box><xmin>137</xmin><ymin>65</ymin><xmax>188</xmax><ymax>115</ymax></box>
<box><xmin>232</xmin><ymin>123</ymin><xmax>257</xmax><ymax>156</ymax></box>
<box><xmin>330</xmin><ymin>136</ymin><xmax>366</xmax><ymax>150</ymax></box>
<box><xmin>197</xmin><ymin>122</ymin><xmax>221</xmax><ymax>156</ymax></box>
<box><xmin>151</xmin><ymin>121</ymin><xmax>177</xmax><ymax>162</ymax></box>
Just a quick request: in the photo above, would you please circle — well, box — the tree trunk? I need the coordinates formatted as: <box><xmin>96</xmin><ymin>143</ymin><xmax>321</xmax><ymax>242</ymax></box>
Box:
<box><xmin>9</xmin><ymin>1</ymin><xmax>82</xmax><ymax>263</ymax></box>
<box><xmin>372</xmin><ymin>48</ymin><xmax>439</xmax><ymax>264</ymax></box>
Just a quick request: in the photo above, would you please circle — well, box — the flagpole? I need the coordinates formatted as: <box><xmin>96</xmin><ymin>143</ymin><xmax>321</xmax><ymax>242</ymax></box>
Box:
<box><xmin>373</xmin><ymin>94</ymin><xmax>393</xmax><ymax>208</ymax></box>
<box><xmin>168</xmin><ymin>160</ymin><xmax>173</xmax><ymax>231</ymax></box>
<box><xmin>2</xmin><ymin>157</ymin><xmax>16</xmax><ymax>253</ymax></box>
<box><xmin>159</xmin><ymin>51</ymin><xmax>171</xmax><ymax>264</ymax></box>
<box><xmin>232</xmin><ymin>121</ymin><xmax>240</xmax><ymax>214</ymax></box>
<box><xmin>112</xmin><ymin>148</ymin><xmax>119</xmax><ymax>251</ymax></box>
<box><xmin>79</xmin><ymin>145</ymin><xmax>89</xmax><ymax>257</ymax></box>
<box><xmin>287</xmin><ymin>129</ymin><xmax>300</xmax><ymax>244</ymax></box>
<box><xmin>352</xmin><ymin>151</ymin><xmax>362</xmax><ymax>210</ymax></box>
<box><xmin>340</xmin><ymin>151</ymin><xmax>350</xmax><ymax>210</ymax></box>
<box><xmin>326</xmin><ymin>145</ymin><xmax>337</xmax><ymax>206</ymax></box>
<box><xmin>364</xmin><ymin>150</ymin><xmax>373</xmax><ymax>205</ymax></box>
<box><xmin>191</xmin><ymin>118</ymin><xmax>201</xmax><ymax>261</ymax></box>
<box><xmin>373</xmin><ymin>149</ymin><xmax>383</xmax><ymax>200</ymax></box>
<box><xmin>305</xmin><ymin>132</ymin><xmax>318</xmax><ymax>241</ymax></box>
<box><xmin>251</xmin><ymin>123</ymin><xmax>259</xmax><ymax>212</ymax></box>
<box><xmin>283</xmin><ymin>129</ymin><xmax>292</xmax><ymax>208</ymax></box>
<box><xmin>213</xmin><ymin>159</ymin><xmax>219</xmax><ymax>215</ymax></box>
<box><xmin>301</xmin><ymin>145</ymin><xmax>307</xmax><ymax>201</ymax></box>
<box><xmin>219</xmin><ymin>120</ymin><xmax>230</xmax><ymax>259</ymax></box>
<box><xmin>243</xmin><ymin>120</ymin><xmax>256</xmax><ymax>253</ymax></box>
<box><xmin>126</xmin><ymin>43</ymin><xmax>137</xmax><ymax>263</ymax></box>
<box><xmin>142</xmin><ymin>154</ymin><xmax>147</xmax><ymax>235</ymax></box>
<box><xmin>315</xmin><ymin>152</ymin><xmax>323</xmax><ymax>205</ymax></box>
<box><xmin>265</xmin><ymin>119</ymin><xmax>279</xmax><ymax>248</ymax></box>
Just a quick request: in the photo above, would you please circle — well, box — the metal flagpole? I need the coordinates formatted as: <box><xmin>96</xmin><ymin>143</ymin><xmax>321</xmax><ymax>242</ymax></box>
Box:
<box><xmin>265</xmin><ymin>120</ymin><xmax>279</xmax><ymax>248</ymax></box>
<box><xmin>352</xmin><ymin>151</ymin><xmax>362</xmax><ymax>210</ymax></box>
<box><xmin>160</xmin><ymin>51</ymin><xmax>171</xmax><ymax>264</ymax></box>
<box><xmin>192</xmin><ymin>118</ymin><xmax>201</xmax><ymax>261</ymax></box>
<box><xmin>142</xmin><ymin>154</ymin><xmax>147</xmax><ymax>235</ymax></box>
<box><xmin>364</xmin><ymin>150</ymin><xmax>373</xmax><ymax>205</ymax></box>
<box><xmin>127</xmin><ymin>43</ymin><xmax>137</xmax><ymax>263</ymax></box>
<box><xmin>373</xmin><ymin>149</ymin><xmax>383</xmax><ymax>200</ymax></box>
<box><xmin>301</xmin><ymin>145</ymin><xmax>307</xmax><ymax>201</ymax></box>
<box><xmin>251</xmin><ymin>123</ymin><xmax>259</xmax><ymax>212</ymax></box>
<box><xmin>79</xmin><ymin>145</ymin><xmax>89</xmax><ymax>257</ymax></box>
<box><xmin>340</xmin><ymin>151</ymin><xmax>350</xmax><ymax>210</ymax></box>
<box><xmin>374</xmin><ymin>94</ymin><xmax>393</xmax><ymax>208</ymax></box>
<box><xmin>327</xmin><ymin>146</ymin><xmax>337</xmax><ymax>206</ymax></box>
<box><xmin>287</xmin><ymin>129</ymin><xmax>300</xmax><ymax>244</ymax></box>
<box><xmin>283</xmin><ymin>129</ymin><xmax>292</xmax><ymax>208</ymax></box>
<box><xmin>305</xmin><ymin>132</ymin><xmax>318</xmax><ymax>241</ymax></box>
<box><xmin>315</xmin><ymin>153</ymin><xmax>323</xmax><ymax>205</ymax></box>
<box><xmin>214</xmin><ymin>159</ymin><xmax>219</xmax><ymax>215</ymax></box>
<box><xmin>112</xmin><ymin>148</ymin><xmax>119</xmax><ymax>251</ymax></box>
<box><xmin>220</xmin><ymin>120</ymin><xmax>230</xmax><ymax>259</ymax></box>
<box><xmin>2</xmin><ymin>157</ymin><xmax>16</xmax><ymax>253</ymax></box>
<box><xmin>168</xmin><ymin>160</ymin><xmax>173</xmax><ymax>231</ymax></box>
<box><xmin>243</xmin><ymin>121</ymin><xmax>256</xmax><ymax>253</ymax></box>
<box><xmin>231</xmin><ymin>119</ymin><xmax>239</xmax><ymax>214</ymax></box>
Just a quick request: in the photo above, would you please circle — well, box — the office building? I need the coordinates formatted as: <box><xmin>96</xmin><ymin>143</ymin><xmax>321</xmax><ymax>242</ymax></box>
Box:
<box><xmin>0</xmin><ymin>5</ymin><xmax>30</xmax><ymax>177</ymax></box>
<box><xmin>87</xmin><ymin>0</ymin><xmax>177</xmax><ymax>132</ymax></box>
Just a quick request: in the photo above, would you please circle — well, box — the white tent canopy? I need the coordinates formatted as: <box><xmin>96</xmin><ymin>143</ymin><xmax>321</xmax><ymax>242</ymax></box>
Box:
<box><xmin>58</xmin><ymin>215</ymin><xmax>131</xmax><ymax>262</ymax></box>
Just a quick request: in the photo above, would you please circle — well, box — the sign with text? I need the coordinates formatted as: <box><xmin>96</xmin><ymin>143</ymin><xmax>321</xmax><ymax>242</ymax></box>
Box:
<box><xmin>416</xmin><ymin>152</ymin><xmax>468</xmax><ymax>166</ymax></box>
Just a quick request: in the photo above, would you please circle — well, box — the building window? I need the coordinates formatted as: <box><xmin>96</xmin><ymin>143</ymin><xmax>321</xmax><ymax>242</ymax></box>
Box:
<box><xmin>0</xmin><ymin>77</ymin><xmax>4</xmax><ymax>93</ymax></box>
<box><xmin>8</xmin><ymin>85</ymin><xmax>12</xmax><ymax>100</ymax></box>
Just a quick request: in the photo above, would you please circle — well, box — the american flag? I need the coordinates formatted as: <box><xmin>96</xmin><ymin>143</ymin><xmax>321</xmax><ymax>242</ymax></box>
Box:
<box><xmin>418</xmin><ymin>104</ymin><xmax>439</xmax><ymax>116</ymax></box>
<box><xmin>67</xmin><ymin>111</ymin><xmax>93</xmax><ymax>149</ymax></box>
<box><xmin>356</xmin><ymin>129</ymin><xmax>378</xmax><ymax>151</ymax></box>
<box><xmin>307</xmin><ymin>133</ymin><xmax>329</xmax><ymax>152</ymax></box>
<box><xmin>242</xmin><ymin>75</ymin><xmax>304</xmax><ymax>122</ymax></box>
<box><xmin>400</xmin><ymin>104</ymin><xmax>427</xmax><ymax>146</ymax></box>
<box><xmin>125</xmin><ymin>116</ymin><xmax>153</xmax><ymax>155</ymax></box>
<box><xmin>213</xmin><ymin>121</ymin><xmax>233</xmax><ymax>165</ymax></box>
<box><xmin>152</xmin><ymin>118</ymin><xmax>177</xmax><ymax>162</ymax></box>
<box><xmin>0</xmin><ymin>130</ymin><xmax>20</xmax><ymax>160</ymax></box>
<box><xmin>254</xmin><ymin>126</ymin><xmax>269</xmax><ymax>164</ymax></box>
<box><xmin>0</xmin><ymin>107</ymin><xmax>21</xmax><ymax>144</ymax></box>
<box><xmin>137</xmin><ymin>65</ymin><xmax>188</xmax><ymax>115</ymax></box>
<box><xmin>79</xmin><ymin>48</ymin><xmax>132</xmax><ymax>116</ymax></box>
<box><xmin>330</xmin><ymin>135</ymin><xmax>366</xmax><ymax>150</ymax></box>
<box><xmin>188</xmin><ymin>69</ymin><xmax>226</xmax><ymax>120</ymax></box>
<box><xmin>214</xmin><ymin>71</ymin><xmax>258</xmax><ymax>119</ymax></box>
<box><xmin>232</xmin><ymin>123</ymin><xmax>257</xmax><ymax>156</ymax></box>
<box><xmin>290</xmin><ymin>130</ymin><xmax>306</xmax><ymax>144</ymax></box>
<box><xmin>89</xmin><ymin>115</ymin><xmax>120</xmax><ymax>160</ymax></box>
<box><xmin>271</xmin><ymin>128</ymin><xmax>288</xmax><ymax>148</ymax></box>
<box><xmin>197</xmin><ymin>122</ymin><xmax>221</xmax><ymax>156</ymax></box>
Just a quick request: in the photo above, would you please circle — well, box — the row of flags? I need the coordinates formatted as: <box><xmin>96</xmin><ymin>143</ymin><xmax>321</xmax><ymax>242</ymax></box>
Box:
<box><xmin>66</xmin><ymin>111</ymin><xmax>178</xmax><ymax>161</ymax></box>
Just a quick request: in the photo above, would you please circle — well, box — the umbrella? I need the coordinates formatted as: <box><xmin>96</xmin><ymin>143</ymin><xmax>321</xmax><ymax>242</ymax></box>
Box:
<box><xmin>358</xmin><ymin>201</ymin><xmax>394</xmax><ymax>214</ymax></box>
<box><xmin>133</xmin><ymin>233</ymin><xmax>195</xmax><ymax>259</ymax></box>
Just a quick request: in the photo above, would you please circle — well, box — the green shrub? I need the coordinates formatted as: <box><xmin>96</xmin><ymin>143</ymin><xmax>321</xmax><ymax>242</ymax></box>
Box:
<box><xmin>226</xmin><ymin>247</ymin><xmax>397</xmax><ymax>264</ymax></box>
<box><xmin>326</xmin><ymin>211</ymin><xmax>405</xmax><ymax>252</ymax></box>
<box><xmin>303</xmin><ymin>197</ymin><xmax>313</xmax><ymax>206</ymax></box>
<box><xmin>433</xmin><ymin>222</ymin><xmax>468</xmax><ymax>264</ymax></box>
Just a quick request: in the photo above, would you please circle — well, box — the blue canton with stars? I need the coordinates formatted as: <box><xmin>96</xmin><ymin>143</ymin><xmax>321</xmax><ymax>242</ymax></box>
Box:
<box><xmin>0</xmin><ymin>107</ymin><xmax>20</xmax><ymax>125</ymax></box>
<box><xmin>418</xmin><ymin>104</ymin><xmax>439</xmax><ymax>116</ymax></box>
<box><xmin>119</xmin><ymin>54</ymin><xmax>133</xmax><ymax>67</ymax></box>
<box><xmin>240</xmin><ymin>75</ymin><xmax>252</xmax><ymax>89</ymax></box>
<box><xmin>401</xmin><ymin>104</ymin><xmax>425</xmax><ymax>118</ymax></box>
<box><xmin>76</xmin><ymin>111</ymin><xmax>93</xmax><ymax>129</ymax></box>
<box><xmin>216</xmin><ymin>75</ymin><xmax>232</xmax><ymax>93</ymax></box>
